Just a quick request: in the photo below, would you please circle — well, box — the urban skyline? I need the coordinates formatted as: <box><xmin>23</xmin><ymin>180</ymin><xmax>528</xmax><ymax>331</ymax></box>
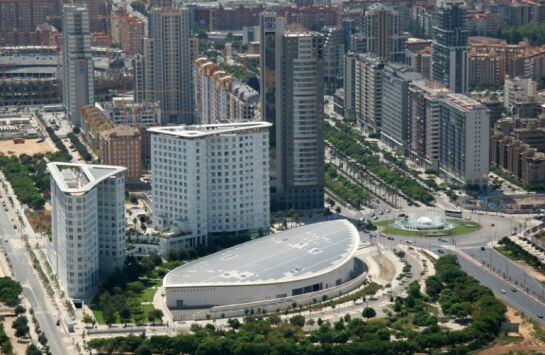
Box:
<box><xmin>1</xmin><ymin>0</ymin><xmax>545</xmax><ymax>353</ymax></box>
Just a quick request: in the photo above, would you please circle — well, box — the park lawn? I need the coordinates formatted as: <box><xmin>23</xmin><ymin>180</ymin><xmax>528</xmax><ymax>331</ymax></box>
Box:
<box><xmin>92</xmin><ymin>278</ymin><xmax>162</xmax><ymax>324</ymax></box>
<box><xmin>141</xmin><ymin>280</ymin><xmax>161</xmax><ymax>302</ymax></box>
<box><xmin>93</xmin><ymin>310</ymin><xmax>104</xmax><ymax>324</ymax></box>
<box><xmin>380</xmin><ymin>219</ymin><xmax>480</xmax><ymax>237</ymax></box>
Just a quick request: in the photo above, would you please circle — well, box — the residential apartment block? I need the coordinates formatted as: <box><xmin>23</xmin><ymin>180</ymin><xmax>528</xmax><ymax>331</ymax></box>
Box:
<box><xmin>102</xmin><ymin>97</ymin><xmax>161</xmax><ymax>158</ymax></box>
<box><xmin>381</xmin><ymin>64</ymin><xmax>421</xmax><ymax>154</ymax></box>
<box><xmin>360</xmin><ymin>3</ymin><xmax>406</xmax><ymax>63</ymax></box>
<box><xmin>193</xmin><ymin>58</ymin><xmax>258</xmax><ymax>123</ymax></box>
<box><xmin>438</xmin><ymin>94</ymin><xmax>490</xmax><ymax>185</ymax></box>
<box><xmin>354</xmin><ymin>53</ymin><xmax>384</xmax><ymax>133</ymax></box>
<box><xmin>99</xmin><ymin>126</ymin><xmax>142</xmax><ymax>183</ymax></box>
<box><xmin>149</xmin><ymin>122</ymin><xmax>271</xmax><ymax>251</ymax></box>
<box><xmin>146</xmin><ymin>7</ymin><xmax>194</xmax><ymax>124</ymax></box>
<box><xmin>503</xmin><ymin>76</ymin><xmax>537</xmax><ymax>111</ymax></box>
<box><xmin>111</xmin><ymin>9</ymin><xmax>145</xmax><ymax>55</ymax></box>
<box><xmin>48</xmin><ymin>162</ymin><xmax>126</xmax><ymax>299</ymax></box>
<box><xmin>491</xmin><ymin>117</ymin><xmax>545</xmax><ymax>186</ymax></box>
<box><xmin>408</xmin><ymin>80</ymin><xmax>451</xmax><ymax>169</ymax></box>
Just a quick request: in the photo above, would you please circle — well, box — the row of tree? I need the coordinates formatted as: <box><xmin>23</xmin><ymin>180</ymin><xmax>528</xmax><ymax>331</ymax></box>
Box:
<box><xmin>67</xmin><ymin>133</ymin><xmax>93</xmax><ymax>161</ymax></box>
<box><xmin>87</xmin><ymin>255</ymin><xmax>507</xmax><ymax>354</ymax></box>
<box><xmin>325</xmin><ymin>122</ymin><xmax>434</xmax><ymax>204</ymax></box>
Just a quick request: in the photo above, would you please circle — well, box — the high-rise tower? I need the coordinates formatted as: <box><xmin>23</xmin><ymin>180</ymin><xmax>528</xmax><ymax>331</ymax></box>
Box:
<box><xmin>62</xmin><ymin>4</ymin><xmax>94</xmax><ymax>126</ymax></box>
<box><xmin>260</xmin><ymin>13</ymin><xmax>325</xmax><ymax>211</ymax></box>
<box><xmin>361</xmin><ymin>3</ymin><xmax>406</xmax><ymax>63</ymax></box>
<box><xmin>147</xmin><ymin>7</ymin><xmax>194</xmax><ymax>124</ymax></box>
<box><xmin>431</xmin><ymin>0</ymin><xmax>468</xmax><ymax>93</ymax></box>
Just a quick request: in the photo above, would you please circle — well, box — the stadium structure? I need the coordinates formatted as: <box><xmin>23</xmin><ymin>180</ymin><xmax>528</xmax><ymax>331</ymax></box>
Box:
<box><xmin>162</xmin><ymin>219</ymin><xmax>367</xmax><ymax>320</ymax></box>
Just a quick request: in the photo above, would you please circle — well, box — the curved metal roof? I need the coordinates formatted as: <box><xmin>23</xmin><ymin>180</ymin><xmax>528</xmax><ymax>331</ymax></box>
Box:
<box><xmin>163</xmin><ymin>220</ymin><xmax>359</xmax><ymax>288</ymax></box>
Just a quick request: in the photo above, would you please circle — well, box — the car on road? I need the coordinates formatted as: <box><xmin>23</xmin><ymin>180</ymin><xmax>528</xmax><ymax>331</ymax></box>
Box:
<box><xmin>538</xmin><ymin>313</ymin><xmax>544</xmax><ymax>319</ymax></box>
<box><xmin>480</xmin><ymin>246</ymin><xmax>486</xmax><ymax>251</ymax></box>
<box><xmin>406</xmin><ymin>240</ymin><xmax>414</xmax><ymax>245</ymax></box>
<box><xmin>386</xmin><ymin>209</ymin><xmax>390</xmax><ymax>213</ymax></box>
<box><xmin>500</xmin><ymin>289</ymin><xmax>507</xmax><ymax>294</ymax></box>
<box><xmin>3</xmin><ymin>239</ymin><xmax>7</xmax><ymax>242</ymax></box>
<box><xmin>387</xmin><ymin>236</ymin><xmax>394</xmax><ymax>240</ymax></box>
<box><xmin>511</xmin><ymin>287</ymin><xmax>517</xmax><ymax>292</ymax></box>
<box><xmin>437</xmin><ymin>249</ymin><xmax>445</xmax><ymax>254</ymax></box>
<box><xmin>439</xmin><ymin>238</ymin><xmax>448</xmax><ymax>242</ymax></box>
<box><xmin>12</xmin><ymin>225</ymin><xmax>16</xmax><ymax>230</ymax></box>
<box><xmin>378</xmin><ymin>210</ymin><xmax>384</xmax><ymax>215</ymax></box>
<box><xmin>56</xmin><ymin>319</ymin><xmax>60</xmax><ymax>326</ymax></box>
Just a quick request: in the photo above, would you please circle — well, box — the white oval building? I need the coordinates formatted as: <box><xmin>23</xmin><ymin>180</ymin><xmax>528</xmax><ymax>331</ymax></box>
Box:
<box><xmin>163</xmin><ymin>220</ymin><xmax>366</xmax><ymax>320</ymax></box>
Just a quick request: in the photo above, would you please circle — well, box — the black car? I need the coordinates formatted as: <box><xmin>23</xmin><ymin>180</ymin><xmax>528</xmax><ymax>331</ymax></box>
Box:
<box><xmin>480</xmin><ymin>246</ymin><xmax>486</xmax><ymax>251</ymax></box>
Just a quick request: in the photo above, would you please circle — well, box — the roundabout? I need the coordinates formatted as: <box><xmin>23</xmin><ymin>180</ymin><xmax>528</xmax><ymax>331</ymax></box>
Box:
<box><xmin>376</xmin><ymin>216</ymin><xmax>481</xmax><ymax>237</ymax></box>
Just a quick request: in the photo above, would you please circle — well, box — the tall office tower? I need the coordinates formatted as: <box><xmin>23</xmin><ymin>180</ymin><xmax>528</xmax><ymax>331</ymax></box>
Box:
<box><xmin>260</xmin><ymin>13</ymin><xmax>325</xmax><ymax>211</ymax></box>
<box><xmin>343</xmin><ymin>53</ymin><xmax>357</xmax><ymax>121</ymax></box>
<box><xmin>149</xmin><ymin>122</ymin><xmax>271</xmax><ymax>250</ymax></box>
<box><xmin>260</xmin><ymin>13</ymin><xmax>285</xmax><ymax>203</ymax></box>
<box><xmin>381</xmin><ymin>64</ymin><xmax>421</xmax><ymax>154</ymax></box>
<box><xmin>62</xmin><ymin>4</ymin><xmax>95</xmax><ymax>127</ymax></box>
<box><xmin>132</xmin><ymin>54</ymin><xmax>145</xmax><ymax>103</ymax></box>
<box><xmin>438</xmin><ymin>94</ymin><xmax>490</xmax><ymax>186</ymax></box>
<box><xmin>322</xmin><ymin>26</ymin><xmax>345</xmax><ymax>93</ymax></box>
<box><xmin>355</xmin><ymin>53</ymin><xmax>384</xmax><ymax>133</ymax></box>
<box><xmin>360</xmin><ymin>3</ymin><xmax>406</xmax><ymax>63</ymax></box>
<box><xmin>48</xmin><ymin>162</ymin><xmax>126</xmax><ymax>299</ymax></box>
<box><xmin>431</xmin><ymin>0</ymin><xmax>468</xmax><ymax>93</ymax></box>
<box><xmin>408</xmin><ymin>80</ymin><xmax>450</xmax><ymax>169</ymax></box>
<box><xmin>147</xmin><ymin>7</ymin><xmax>193</xmax><ymax>124</ymax></box>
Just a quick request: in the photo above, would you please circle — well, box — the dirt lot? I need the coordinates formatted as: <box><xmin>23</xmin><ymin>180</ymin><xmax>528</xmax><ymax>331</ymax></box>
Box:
<box><xmin>0</xmin><ymin>138</ymin><xmax>56</xmax><ymax>157</ymax></box>
<box><xmin>480</xmin><ymin>307</ymin><xmax>545</xmax><ymax>354</ymax></box>
<box><xmin>25</xmin><ymin>210</ymin><xmax>51</xmax><ymax>235</ymax></box>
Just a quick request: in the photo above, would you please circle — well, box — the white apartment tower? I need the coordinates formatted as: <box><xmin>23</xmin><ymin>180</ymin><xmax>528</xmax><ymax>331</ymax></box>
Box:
<box><xmin>149</xmin><ymin>122</ymin><xmax>271</xmax><ymax>250</ymax></box>
<box><xmin>48</xmin><ymin>163</ymin><xmax>126</xmax><ymax>299</ymax></box>
<box><xmin>355</xmin><ymin>53</ymin><xmax>384</xmax><ymax>133</ymax></box>
<box><xmin>62</xmin><ymin>4</ymin><xmax>95</xmax><ymax>126</ymax></box>
<box><xmin>438</xmin><ymin>94</ymin><xmax>490</xmax><ymax>185</ymax></box>
<box><xmin>147</xmin><ymin>7</ymin><xmax>194</xmax><ymax>124</ymax></box>
<box><xmin>408</xmin><ymin>80</ymin><xmax>450</xmax><ymax>169</ymax></box>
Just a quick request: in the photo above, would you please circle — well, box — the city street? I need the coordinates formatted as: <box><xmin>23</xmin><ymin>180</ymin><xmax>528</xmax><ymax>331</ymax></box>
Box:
<box><xmin>0</xmin><ymin>204</ymin><xmax>71</xmax><ymax>354</ymax></box>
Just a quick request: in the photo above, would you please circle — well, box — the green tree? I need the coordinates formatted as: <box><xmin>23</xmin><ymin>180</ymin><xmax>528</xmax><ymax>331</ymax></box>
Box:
<box><xmin>135</xmin><ymin>345</ymin><xmax>152</xmax><ymax>355</ymax></box>
<box><xmin>362</xmin><ymin>307</ymin><xmax>376</xmax><ymax>319</ymax></box>
<box><xmin>120</xmin><ymin>306</ymin><xmax>132</xmax><ymax>326</ymax></box>
<box><xmin>289</xmin><ymin>315</ymin><xmax>305</xmax><ymax>327</ymax></box>
<box><xmin>227</xmin><ymin>318</ymin><xmax>241</xmax><ymax>330</ymax></box>
<box><xmin>12</xmin><ymin>316</ymin><xmax>29</xmax><ymax>338</ymax></box>
<box><xmin>103</xmin><ymin>304</ymin><xmax>117</xmax><ymax>327</ymax></box>
<box><xmin>26</xmin><ymin>344</ymin><xmax>42</xmax><ymax>355</ymax></box>
<box><xmin>14</xmin><ymin>305</ymin><xmax>26</xmax><ymax>315</ymax></box>
<box><xmin>147</xmin><ymin>309</ymin><xmax>163</xmax><ymax>325</ymax></box>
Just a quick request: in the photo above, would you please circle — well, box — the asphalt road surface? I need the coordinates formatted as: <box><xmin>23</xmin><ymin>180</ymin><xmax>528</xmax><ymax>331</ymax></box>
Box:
<box><xmin>0</xmin><ymin>208</ymin><xmax>70</xmax><ymax>355</ymax></box>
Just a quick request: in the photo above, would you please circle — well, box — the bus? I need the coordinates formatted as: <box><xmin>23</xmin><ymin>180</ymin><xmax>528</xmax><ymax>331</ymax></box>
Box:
<box><xmin>445</xmin><ymin>209</ymin><xmax>463</xmax><ymax>218</ymax></box>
